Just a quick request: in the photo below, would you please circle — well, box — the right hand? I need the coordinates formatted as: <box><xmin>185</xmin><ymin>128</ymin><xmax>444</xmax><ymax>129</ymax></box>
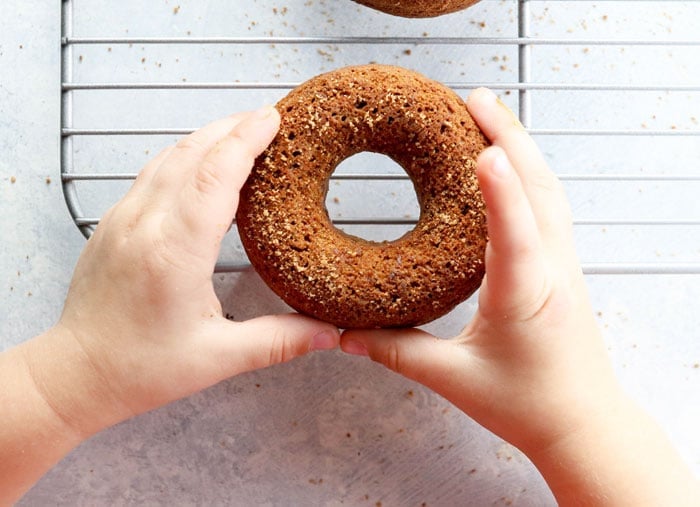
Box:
<box><xmin>341</xmin><ymin>88</ymin><xmax>621</xmax><ymax>455</ymax></box>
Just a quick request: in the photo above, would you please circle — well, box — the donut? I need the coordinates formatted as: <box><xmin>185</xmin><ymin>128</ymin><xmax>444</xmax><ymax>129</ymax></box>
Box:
<box><xmin>236</xmin><ymin>64</ymin><xmax>488</xmax><ymax>329</ymax></box>
<box><xmin>351</xmin><ymin>0</ymin><xmax>481</xmax><ymax>18</ymax></box>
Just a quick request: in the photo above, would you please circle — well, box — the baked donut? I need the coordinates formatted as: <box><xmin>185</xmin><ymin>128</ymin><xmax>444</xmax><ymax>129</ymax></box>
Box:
<box><xmin>236</xmin><ymin>64</ymin><xmax>488</xmax><ymax>329</ymax></box>
<box><xmin>351</xmin><ymin>0</ymin><xmax>481</xmax><ymax>18</ymax></box>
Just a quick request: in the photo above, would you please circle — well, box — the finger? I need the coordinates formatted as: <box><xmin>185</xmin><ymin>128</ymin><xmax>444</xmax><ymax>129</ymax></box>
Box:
<box><xmin>126</xmin><ymin>146</ymin><xmax>174</xmax><ymax>197</ymax></box>
<box><xmin>101</xmin><ymin>146</ymin><xmax>173</xmax><ymax>219</ymax></box>
<box><xmin>341</xmin><ymin>328</ymin><xmax>474</xmax><ymax>400</ymax></box>
<box><xmin>466</xmin><ymin>88</ymin><xmax>571</xmax><ymax>241</ymax></box>
<box><xmin>475</xmin><ymin>146</ymin><xmax>549</xmax><ymax>319</ymax></box>
<box><xmin>206</xmin><ymin>314</ymin><xmax>340</xmax><ymax>375</ymax></box>
<box><xmin>161</xmin><ymin>106</ymin><xmax>280</xmax><ymax>263</ymax></box>
<box><xmin>103</xmin><ymin>114</ymin><xmax>252</xmax><ymax>239</ymax></box>
<box><xmin>90</xmin><ymin>144</ymin><xmax>177</xmax><ymax>239</ymax></box>
<box><xmin>147</xmin><ymin>112</ymin><xmax>252</xmax><ymax>203</ymax></box>
<box><xmin>466</xmin><ymin>87</ymin><xmax>544</xmax><ymax>176</ymax></box>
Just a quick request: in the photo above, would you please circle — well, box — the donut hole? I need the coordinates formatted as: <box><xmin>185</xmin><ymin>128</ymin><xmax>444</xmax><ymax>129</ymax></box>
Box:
<box><xmin>325</xmin><ymin>151</ymin><xmax>420</xmax><ymax>243</ymax></box>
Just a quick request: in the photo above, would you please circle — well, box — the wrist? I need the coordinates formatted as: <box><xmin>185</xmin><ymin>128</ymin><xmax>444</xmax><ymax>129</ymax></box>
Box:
<box><xmin>525</xmin><ymin>392</ymin><xmax>699</xmax><ymax>505</ymax></box>
<box><xmin>22</xmin><ymin>324</ymin><xmax>134</xmax><ymax>439</ymax></box>
<box><xmin>0</xmin><ymin>326</ymin><xmax>133</xmax><ymax>503</ymax></box>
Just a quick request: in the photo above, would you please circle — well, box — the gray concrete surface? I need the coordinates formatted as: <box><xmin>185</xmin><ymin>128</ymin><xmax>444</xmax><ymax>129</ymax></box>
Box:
<box><xmin>2</xmin><ymin>1</ymin><xmax>699</xmax><ymax>505</ymax></box>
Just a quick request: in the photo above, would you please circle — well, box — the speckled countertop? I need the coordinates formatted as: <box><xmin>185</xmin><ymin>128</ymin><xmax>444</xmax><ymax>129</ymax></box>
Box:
<box><xmin>2</xmin><ymin>1</ymin><xmax>699</xmax><ymax>505</ymax></box>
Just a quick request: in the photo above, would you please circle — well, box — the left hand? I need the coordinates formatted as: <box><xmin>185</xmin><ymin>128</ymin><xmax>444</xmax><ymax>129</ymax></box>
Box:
<box><xmin>53</xmin><ymin>107</ymin><xmax>339</xmax><ymax>435</ymax></box>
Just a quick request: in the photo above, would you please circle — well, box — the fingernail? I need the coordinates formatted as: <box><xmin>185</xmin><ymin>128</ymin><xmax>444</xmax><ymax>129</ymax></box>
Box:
<box><xmin>310</xmin><ymin>330</ymin><xmax>339</xmax><ymax>351</ymax></box>
<box><xmin>251</xmin><ymin>105</ymin><xmax>277</xmax><ymax>121</ymax></box>
<box><xmin>493</xmin><ymin>96</ymin><xmax>525</xmax><ymax>129</ymax></box>
<box><xmin>469</xmin><ymin>87</ymin><xmax>497</xmax><ymax>105</ymax></box>
<box><xmin>342</xmin><ymin>340</ymin><xmax>369</xmax><ymax>357</ymax></box>
<box><xmin>492</xmin><ymin>151</ymin><xmax>512</xmax><ymax>178</ymax></box>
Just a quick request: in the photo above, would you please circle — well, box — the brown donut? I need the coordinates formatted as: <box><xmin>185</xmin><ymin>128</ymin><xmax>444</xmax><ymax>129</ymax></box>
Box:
<box><xmin>236</xmin><ymin>65</ymin><xmax>488</xmax><ymax>329</ymax></box>
<box><xmin>352</xmin><ymin>0</ymin><xmax>481</xmax><ymax>18</ymax></box>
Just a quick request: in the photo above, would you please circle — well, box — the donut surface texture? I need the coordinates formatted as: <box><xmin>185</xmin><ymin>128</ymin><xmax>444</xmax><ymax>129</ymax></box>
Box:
<box><xmin>352</xmin><ymin>0</ymin><xmax>481</xmax><ymax>18</ymax></box>
<box><xmin>236</xmin><ymin>65</ymin><xmax>488</xmax><ymax>329</ymax></box>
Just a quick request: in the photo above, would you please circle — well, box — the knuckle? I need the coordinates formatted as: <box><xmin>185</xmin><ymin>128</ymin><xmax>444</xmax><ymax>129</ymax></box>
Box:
<box><xmin>92</xmin><ymin>206</ymin><xmax>142</xmax><ymax>263</ymax></box>
<box><xmin>233</xmin><ymin>130</ymin><xmax>255</xmax><ymax>155</ymax></box>
<box><xmin>223</xmin><ymin>129</ymin><xmax>257</xmax><ymax>166</ymax></box>
<box><xmin>175</xmin><ymin>134</ymin><xmax>208</xmax><ymax>158</ymax></box>
<box><xmin>192</xmin><ymin>158</ymin><xmax>226</xmax><ymax>197</ymax></box>
<box><xmin>510</xmin><ymin>237</ymin><xmax>539</xmax><ymax>262</ymax></box>
<box><xmin>381</xmin><ymin>341</ymin><xmax>405</xmax><ymax>375</ymax></box>
<box><xmin>524</xmin><ymin>282</ymin><xmax>574</xmax><ymax>327</ymax></box>
<box><xmin>267</xmin><ymin>327</ymin><xmax>298</xmax><ymax>365</ymax></box>
<box><xmin>142</xmin><ymin>234</ymin><xmax>190</xmax><ymax>284</ymax></box>
<box><xmin>530</xmin><ymin>172</ymin><xmax>560</xmax><ymax>195</ymax></box>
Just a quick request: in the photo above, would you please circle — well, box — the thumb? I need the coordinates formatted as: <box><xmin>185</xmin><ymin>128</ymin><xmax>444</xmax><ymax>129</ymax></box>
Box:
<box><xmin>207</xmin><ymin>314</ymin><xmax>340</xmax><ymax>375</ymax></box>
<box><xmin>341</xmin><ymin>328</ymin><xmax>474</xmax><ymax>397</ymax></box>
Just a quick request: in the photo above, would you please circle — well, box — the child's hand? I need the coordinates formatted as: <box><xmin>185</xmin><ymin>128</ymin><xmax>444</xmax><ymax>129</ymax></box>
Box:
<box><xmin>341</xmin><ymin>89</ymin><xmax>699</xmax><ymax>504</ymax></box>
<box><xmin>51</xmin><ymin>107</ymin><xmax>340</xmax><ymax>435</ymax></box>
<box><xmin>342</xmin><ymin>88</ymin><xmax>617</xmax><ymax>453</ymax></box>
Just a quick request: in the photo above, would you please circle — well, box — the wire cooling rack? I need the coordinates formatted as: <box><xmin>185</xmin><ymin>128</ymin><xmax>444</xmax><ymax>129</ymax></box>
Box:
<box><xmin>60</xmin><ymin>0</ymin><xmax>700</xmax><ymax>275</ymax></box>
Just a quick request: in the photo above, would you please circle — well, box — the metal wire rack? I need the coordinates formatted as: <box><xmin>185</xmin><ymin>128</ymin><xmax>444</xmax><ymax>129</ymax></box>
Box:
<box><xmin>60</xmin><ymin>0</ymin><xmax>700</xmax><ymax>275</ymax></box>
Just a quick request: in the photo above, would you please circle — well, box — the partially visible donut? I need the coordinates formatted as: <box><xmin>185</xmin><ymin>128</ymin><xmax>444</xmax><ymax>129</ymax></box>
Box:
<box><xmin>236</xmin><ymin>64</ymin><xmax>488</xmax><ymax>329</ymax></box>
<box><xmin>352</xmin><ymin>0</ymin><xmax>481</xmax><ymax>18</ymax></box>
